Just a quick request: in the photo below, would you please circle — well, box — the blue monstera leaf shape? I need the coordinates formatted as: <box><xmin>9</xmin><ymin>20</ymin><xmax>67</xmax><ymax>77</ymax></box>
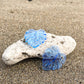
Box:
<box><xmin>24</xmin><ymin>29</ymin><xmax>47</xmax><ymax>48</ymax></box>
<box><xmin>42</xmin><ymin>46</ymin><xmax>66</xmax><ymax>71</ymax></box>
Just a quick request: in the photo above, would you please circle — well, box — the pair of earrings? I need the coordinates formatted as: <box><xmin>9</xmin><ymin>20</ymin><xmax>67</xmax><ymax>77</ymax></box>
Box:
<box><xmin>24</xmin><ymin>29</ymin><xmax>66</xmax><ymax>70</ymax></box>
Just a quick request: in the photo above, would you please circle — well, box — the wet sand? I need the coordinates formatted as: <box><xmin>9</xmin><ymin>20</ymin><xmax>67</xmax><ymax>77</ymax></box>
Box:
<box><xmin>0</xmin><ymin>0</ymin><xmax>84</xmax><ymax>84</ymax></box>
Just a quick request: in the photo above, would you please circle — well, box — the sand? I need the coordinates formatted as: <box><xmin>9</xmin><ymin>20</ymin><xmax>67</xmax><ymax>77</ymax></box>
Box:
<box><xmin>0</xmin><ymin>0</ymin><xmax>84</xmax><ymax>84</ymax></box>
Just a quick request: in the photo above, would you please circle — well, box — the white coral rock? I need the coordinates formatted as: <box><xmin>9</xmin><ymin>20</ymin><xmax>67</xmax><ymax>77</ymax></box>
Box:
<box><xmin>2</xmin><ymin>33</ymin><xmax>76</xmax><ymax>65</ymax></box>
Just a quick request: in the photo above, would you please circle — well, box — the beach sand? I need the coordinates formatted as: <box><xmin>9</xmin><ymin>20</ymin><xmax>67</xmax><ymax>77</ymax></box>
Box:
<box><xmin>0</xmin><ymin>0</ymin><xmax>84</xmax><ymax>84</ymax></box>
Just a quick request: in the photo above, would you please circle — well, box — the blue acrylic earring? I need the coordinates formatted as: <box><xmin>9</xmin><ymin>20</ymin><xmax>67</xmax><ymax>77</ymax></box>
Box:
<box><xmin>42</xmin><ymin>46</ymin><xmax>66</xmax><ymax>71</ymax></box>
<box><xmin>24</xmin><ymin>29</ymin><xmax>47</xmax><ymax>48</ymax></box>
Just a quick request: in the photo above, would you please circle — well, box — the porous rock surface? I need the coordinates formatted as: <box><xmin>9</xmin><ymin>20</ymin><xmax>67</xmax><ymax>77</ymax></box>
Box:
<box><xmin>2</xmin><ymin>33</ymin><xmax>76</xmax><ymax>65</ymax></box>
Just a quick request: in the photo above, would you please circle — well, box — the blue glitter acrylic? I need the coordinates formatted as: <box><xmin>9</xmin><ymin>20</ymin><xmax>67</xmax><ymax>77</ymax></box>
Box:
<box><xmin>42</xmin><ymin>46</ymin><xmax>66</xmax><ymax>71</ymax></box>
<box><xmin>24</xmin><ymin>29</ymin><xmax>47</xmax><ymax>48</ymax></box>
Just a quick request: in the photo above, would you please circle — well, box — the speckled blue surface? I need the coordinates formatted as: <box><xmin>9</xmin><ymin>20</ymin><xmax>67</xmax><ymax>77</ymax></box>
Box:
<box><xmin>24</xmin><ymin>29</ymin><xmax>47</xmax><ymax>48</ymax></box>
<box><xmin>42</xmin><ymin>46</ymin><xmax>66</xmax><ymax>70</ymax></box>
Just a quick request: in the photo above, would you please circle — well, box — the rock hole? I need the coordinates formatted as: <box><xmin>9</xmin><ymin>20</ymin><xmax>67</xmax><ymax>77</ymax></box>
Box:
<box><xmin>51</xmin><ymin>36</ymin><xmax>55</xmax><ymax>38</ymax></box>
<box><xmin>37</xmin><ymin>54</ymin><xmax>42</xmax><ymax>58</ymax></box>
<box><xmin>22</xmin><ymin>52</ymin><xmax>28</xmax><ymax>55</ymax></box>
<box><xmin>60</xmin><ymin>41</ymin><xmax>64</xmax><ymax>44</ymax></box>
<box><xmin>38</xmin><ymin>54</ymin><xmax>40</xmax><ymax>56</ymax></box>
<box><xmin>21</xmin><ymin>39</ymin><xmax>25</xmax><ymax>43</ymax></box>
<box><xmin>23</xmin><ymin>39</ymin><xmax>25</xmax><ymax>42</ymax></box>
<box><xmin>22</xmin><ymin>52</ymin><xmax>30</xmax><ymax>57</ymax></box>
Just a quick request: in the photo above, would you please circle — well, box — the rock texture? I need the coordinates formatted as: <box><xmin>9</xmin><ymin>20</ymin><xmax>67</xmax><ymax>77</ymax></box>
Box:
<box><xmin>2</xmin><ymin>33</ymin><xmax>76</xmax><ymax>65</ymax></box>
